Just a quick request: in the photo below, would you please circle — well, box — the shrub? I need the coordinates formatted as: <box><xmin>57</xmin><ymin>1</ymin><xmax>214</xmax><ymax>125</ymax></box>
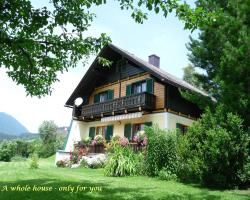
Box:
<box><xmin>106</xmin><ymin>135</ymin><xmax>119</xmax><ymax>150</ymax></box>
<box><xmin>38</xmin><ymin>142</ymin><xmax>56</xmax><ymax>158</ymax></box>
<box><xmin>29</xmin><ymin>153</ymin><xmax>39</xmax><ymax>169</ymax></box>
<box><xmin>79</xmin><ymin>159</ymin><xmax>88</xmax><ymax>168</ymax></box>
<box><xmin>0</xmin><ymin>141</ymin><xmax>16</xmax><ymax>162</ymax></box>
<box><xmin>179</xmin><ymin>107</ymin><xmax>250</xmax><ymax>188</ymax></box>
<box><xmin>56</xmin><ymin>160</ymin><xmax>68</xmax><ymax>168</ymax></box>
<box><xmin>144</xmin><ymin>125</ymin><xmax>179</xmax><ymax>177</ymax></box>
<box><xmin>70</xmin><ymin>149</ymin><xmax>79</xmax><ymax>164</ymax></box>
<box><xmin>158</xmin><ymin>168</ymin><xmax>177</xmax><ymax>181</ymax></box>
<box><xmin>105</xmin><ymin>145</ymin><xmax>143</xmax><ymax>177</ymax></box>
<box><xmin>0</xmin><ymin>148</ymin><xmax>12</xmax><ymax>162</ymax></box>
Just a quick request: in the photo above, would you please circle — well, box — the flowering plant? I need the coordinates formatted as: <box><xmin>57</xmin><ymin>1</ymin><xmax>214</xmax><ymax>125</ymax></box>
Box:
<box><xmin>92</xmin><ymin>134</ymin><xmax>104</xmax><ymax>145</ymax></box>
<box><xmin>82</xmin><ymin>136</ymin><xmax>91</xmax><ymax>145</ymax></box>
<box><xmin>142</xmin><ymin>136</ymin><xmax>148</xmax><ymax>146</ymax></box>
<box><xmin>111</xmin><ymin>135</ymin><xmax>121</xmax><ymax>143</ymax></box>
<box><xmin>118</xmin><ymin>137</ymin><xmax>129</xmax><ymax>146</ymax></box>
<box><xmin>133</xmin><ymin>130</ymin><xmax>147</xmax><ymax>146</ymax></box>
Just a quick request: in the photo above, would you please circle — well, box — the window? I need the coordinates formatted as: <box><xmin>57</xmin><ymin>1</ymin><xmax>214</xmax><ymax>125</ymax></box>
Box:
<box><xmin>132</xmin><ymin>123</ymin><xmax>145</xmax><ymax>136</ymax></box>
<box><xmin>93</xmin><ymin>90</ymin><xmax>114</xmax><ymax>103</ymax></box>
<box><xmin>96</xmin><ymin>126</ymin><xmax>107</xmax><ymax>137</ymax></box>
<box><xmin>126</xmin><ymin>78</ymin><xmax>154</xmax><ymax>96</ymax></box>
<box><xmin>124</xmin><ymin>122</ymin><xmax>152</xmax><ymax>141</ymax></box>
<box><xmin>92</xmin><ymin>125</ymin><xmax>113</xmax><ymax>141</ymax></box>
<box><xmin>176</xmin><ymin>123</ymin><xmax>188</xmax><ymax>134</ymax></box>
<box><xmin>132</xmin><ymin>81</ymin><xmax>147</xmax><ymax>94</ymax></box>
<box><xmin>99</xmin><ymin>91</ymin><xmax>108</xmax><ymax>102</ymax></box>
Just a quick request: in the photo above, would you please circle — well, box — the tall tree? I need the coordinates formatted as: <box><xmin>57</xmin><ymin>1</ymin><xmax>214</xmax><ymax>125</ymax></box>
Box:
<box><xmin>186</xmin><ymin>0</ymin><xmax>250</xmax><ymax>127</ymax></box>
<box><xmin>183</xmin><ymin>64</ymin><xmax>201</xmax><ymax>88</ymax></box>
<box><xmin>38</xmin><ymin>120</ymin><xmax>57</xmax><ymax>145</ymax></box>
<box><xmin>38</xmin><ymin>120</ymin><xmax>58</xmax><ymax>157</ymax></box>
<box><xmin>0</xmin><ymin>0</ymin><xmax>218</xmax><ymax>96</ymax></box>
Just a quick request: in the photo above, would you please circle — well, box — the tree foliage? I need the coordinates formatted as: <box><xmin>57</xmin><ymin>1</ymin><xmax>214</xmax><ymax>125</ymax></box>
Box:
<box><xmin>183</xmin><ymin>64</ymin><xmax>201</xmax><ymax>88</ymax></box>
<box><xmin>0</xmin><ymin>0</ymin><xmax>218</xmax><ymax>96</ymax></box>
<box><xmin>0</xmin><ymin>0</ymin><xmax>111</xmax><ymax>96</ymax></box>
<box><xmin>186</xmin><ymin>0</ymin><xmax>250</xmax><ymax>127</ymax></box>
<box><xmin>38</xmin><ymin>120</ymin><xmax>58</xmax><ymax>157</ymax></box>
<box><xmin>38</xmin><ymin>120</ymin><xmax>57</xmax><ymax>144</ymax></box>
<box><xmin>181</xmin><ymin>64</ymin><xmax>215</xmax><ymax>110</ymax></box>
<box><xmin>179</xmin><ymin>106</ymin><xmax>249</xmax><ymax>188</ymax></box>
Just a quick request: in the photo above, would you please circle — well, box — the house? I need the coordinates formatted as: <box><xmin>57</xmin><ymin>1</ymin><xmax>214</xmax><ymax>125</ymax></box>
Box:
<box><xmin>56</xmin><ymin>43</ymin><xmax>207</xmax><ymax>161</ymax></box>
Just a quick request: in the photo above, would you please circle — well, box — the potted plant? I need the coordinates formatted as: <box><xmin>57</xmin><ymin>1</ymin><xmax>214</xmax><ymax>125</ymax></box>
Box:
<box><xmin>118</xmin><ymin>136</ymin><xmax>129</xmax><ymax>146</ymax></box>
<box><xmin>92</xmin><ymin>135</ymin><xmax>105</xmax><ymax>153</ymax></box>
<box><xmin>82</xmin><ymin>136</ymin><xmax>92</xmax><ymax>146</ymax></box>
<box><xmin>133</xmin><ymin>130</ymin><xmax>147</xmax><ymax>146</ymax></box>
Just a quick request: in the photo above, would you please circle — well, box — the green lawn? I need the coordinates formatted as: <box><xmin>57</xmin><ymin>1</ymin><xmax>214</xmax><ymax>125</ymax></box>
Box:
<box><xmin>0</xmin><ymin>157</ymin><xmax>249</xmax><ymax>200</ymax></box>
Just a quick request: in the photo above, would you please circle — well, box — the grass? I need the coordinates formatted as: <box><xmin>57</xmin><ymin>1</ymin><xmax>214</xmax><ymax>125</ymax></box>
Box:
<box><xmin>0</xmin><ymin>156</ymin><xmax>249</xmax><ymax>200</ymax></box>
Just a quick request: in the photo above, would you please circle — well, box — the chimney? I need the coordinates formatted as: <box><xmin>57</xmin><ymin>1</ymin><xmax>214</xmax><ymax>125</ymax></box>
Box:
<box><xmin>148</xmin><ymin>54</ymin><xmax>160</xmax><ymax>68</ymax></box>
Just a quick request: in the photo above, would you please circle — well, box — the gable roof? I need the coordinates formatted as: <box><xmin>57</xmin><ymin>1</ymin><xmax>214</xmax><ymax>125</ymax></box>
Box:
<box><xmin>65</xmin><ymin>43</ymin><xmax>209</xmax><ymax>107</ymax></box>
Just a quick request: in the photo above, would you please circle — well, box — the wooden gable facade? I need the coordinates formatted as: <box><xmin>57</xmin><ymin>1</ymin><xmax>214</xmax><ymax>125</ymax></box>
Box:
<box><xmin>66</xmin><ymin>44</ymin><xmax>202</xmax><ymax>122</ymax></box>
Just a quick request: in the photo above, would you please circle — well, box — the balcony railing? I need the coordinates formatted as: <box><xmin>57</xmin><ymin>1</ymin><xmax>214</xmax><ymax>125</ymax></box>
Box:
<box><xmin>73</xmin><ymin>92</ymin><xmax>156</xmax><ymax>119</ymax></box>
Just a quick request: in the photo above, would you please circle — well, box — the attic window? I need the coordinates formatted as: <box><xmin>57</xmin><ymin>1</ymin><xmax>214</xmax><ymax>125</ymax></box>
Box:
<box><xmin>99</xmin><ymin>91</ymin><xmax>108</xmax><ymax>102</ymax></box>
<box><xmin>132</xmin><ymin>81</ymin><xmax>146</xmax><ymax>94</ymax></box>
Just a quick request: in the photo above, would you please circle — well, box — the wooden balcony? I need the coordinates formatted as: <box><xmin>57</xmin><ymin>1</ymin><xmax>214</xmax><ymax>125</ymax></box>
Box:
<box><xmin>73</xmin><ymin>92</ymin><xmax>156</xmax><ymax>120</ymax></box>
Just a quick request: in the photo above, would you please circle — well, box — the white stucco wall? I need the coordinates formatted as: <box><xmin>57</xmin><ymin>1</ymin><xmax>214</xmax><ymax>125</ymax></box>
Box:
<box><xmin>165</xmin><ymin>112</ymin><xmax>195</xmax><ymax>130</ymax></box>
<box><xmin>64</xmin><ymin>120</ymin><xmax>86</xmax><ymax>152</ymax></box>
<box><xmin>63</xmin><ymin>112</ymin><xmax>195</xmax><ymax>151</ymax></box>
<box><xmin>78</xmin><ymin>112</ymin><xmax>167</xmax><ymax>139</ymax></box>
<box><xmin>57</xmin><ymin>112</ymin><xmax>195</xmax><ymax>163</ymax></box>
<box><xmin>55</xmin><ymin>150</ymin><xmax>71</xmax><ymax>164</ymax></box>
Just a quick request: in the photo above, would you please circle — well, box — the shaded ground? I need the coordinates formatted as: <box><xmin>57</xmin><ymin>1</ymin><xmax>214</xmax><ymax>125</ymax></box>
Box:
<box><xmin>0</xmin><ymin>157</ymin><xmax>249</xmax><ymax>200</ymax></box>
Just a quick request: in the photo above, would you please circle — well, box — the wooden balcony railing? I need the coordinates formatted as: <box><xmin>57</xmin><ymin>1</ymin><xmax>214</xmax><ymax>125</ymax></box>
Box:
<box><xmin>74</xmin><ymin>92</ymin><xmax>155</xmax><ymax>119</ymax></box>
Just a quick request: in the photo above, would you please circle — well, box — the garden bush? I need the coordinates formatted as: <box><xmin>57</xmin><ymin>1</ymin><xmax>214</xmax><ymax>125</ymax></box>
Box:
<box><xmin>79</xmin><ymin>159</ymin><xmax>88</xmax><ymax>168</ymax></box>
<box><xmin>70</xmin><ymin>149</ymin><xmax>79</xmax><ymax>164</ymax></box>
<box><xmin>158</xmin><ymin>168</ymin><xmax>178</xmax><ymax>181</ymax></box>
<box><xmin>29</xmin><ymin>153</ymin><xmax>39</xmax><ymax>169</ymax></box>
<box><xmin>0</xmin><ymin>139</ymin><xmax>38</xmax><ymax>162</ymax></box>
<box><xmin>0</xmin><ymin>148</ymin><xmax>13</xmax><ymax>162</ymax></box>
<box><xmin>0</xmin><ymin>141</ymin><xmax>16</xmax><ymax>161</ymax></box>
<box><xmin>105</xmin><ymin>145</ymin><xmax>143</xmax><ymax>177</ymax></box>
<box><xmin>144</xmin><ymin>125</ymin><xmax>179</xmax><ymax>177</ymax></box>
<box><xmin>179</xmin><ymin>107</ymin><xmax>250</xmax><ymax>188</ymax></box>
<box><xmin>56</xmin><ymin>160</ymin><xmax>69</xmax><ymax>168</ymax></box>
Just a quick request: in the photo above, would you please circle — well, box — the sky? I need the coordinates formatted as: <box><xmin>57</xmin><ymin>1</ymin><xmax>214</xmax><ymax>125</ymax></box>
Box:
<box><xmin>0</xmin><ymin>1</ymin><xmax>197</xmax><ymax>133</ymax></box>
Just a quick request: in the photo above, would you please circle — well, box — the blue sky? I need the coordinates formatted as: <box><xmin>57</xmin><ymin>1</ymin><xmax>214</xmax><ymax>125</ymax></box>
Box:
<box><xmin>0</xmin><ymin>0</ymin><xmax>197</xmax><ymax>132</ymax></box>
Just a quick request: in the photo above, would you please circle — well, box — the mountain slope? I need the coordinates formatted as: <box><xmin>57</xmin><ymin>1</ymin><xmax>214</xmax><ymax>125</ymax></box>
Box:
<box><xmin>0</xmin><ymin>112</ymin><xmax>28</xmax><ymax>136</ymax></box>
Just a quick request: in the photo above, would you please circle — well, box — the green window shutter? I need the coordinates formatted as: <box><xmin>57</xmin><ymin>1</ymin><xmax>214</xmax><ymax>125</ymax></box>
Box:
<box><xmin>126</xmin><ymin>84</ymin><xmax>132</xmax><ymax>96</ymax></box>
<box><xmin>146</xmin><ymin>78</ymin><xmax>154</xmax><ymax>94</ymax></box>
<box><xmin>89</xmin><ymin>127</ymin><xmax>96</xmax><ymax>139</ymax></box>
<box><xmin>106</xmin><ymin>125</ymin><xmax>113</xmax><ymax>140</ymax></box>
<box><xmin>108</xmin><ymin>90</ymin><xmax>114</xmax><ymax>100</ymax></box>
<box><xmin>124</xmin><ymin>124</ymin><xmax>132</xmax><ymax>140</ymax></box>
<box><xmin>144</xmin><ymin>122</ymin><xmax>152</xmax><ymax>127</ymax></box>
<box><xmin>94</xmin><ymin>93</ymin><xmax>100</xmax><ymax>103</ymax></box>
